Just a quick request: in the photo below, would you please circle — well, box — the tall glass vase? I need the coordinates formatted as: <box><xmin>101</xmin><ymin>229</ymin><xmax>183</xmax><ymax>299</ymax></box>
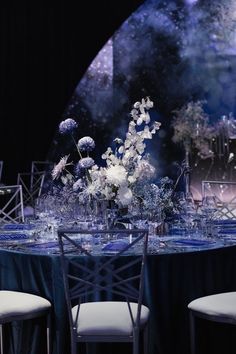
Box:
<box><xmin>185</xmin><ymin>149</ymin><xmax>190</xmax><ymax>195</ymax></box>
<box><xmin>184</xmin><ymin>140</ymin><xmax>191</xmax><ymax>195</ymax></box>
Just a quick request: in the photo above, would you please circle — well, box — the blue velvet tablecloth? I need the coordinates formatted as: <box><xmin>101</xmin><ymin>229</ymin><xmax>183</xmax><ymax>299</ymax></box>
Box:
<box><xmin>1</xmin><ymin>243</ymin><xmax>236</xmax><ymax>354</ymax></box>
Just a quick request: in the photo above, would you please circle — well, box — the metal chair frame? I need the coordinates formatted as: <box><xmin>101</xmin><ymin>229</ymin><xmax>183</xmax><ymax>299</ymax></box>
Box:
<box><xmin>17</xmin><ymin>171</ymin><xmax>45</xmax><ymax>207</ymax></box>
<box><xmin>188</xmin><ymin>292</ymin><xmax>236</xmax><ymax>354</ymax></box>
<box><xmin>30</xmin><ymin>161</ymin><xmax>53</xmax><ymax>191</ymax></box>
<box><xmin>0</xmin><ymin>291</ymin><xmax>51</xmax><ymax>354</ymax></box>
<box><xmin>0</xmin><ymin>185</ymin><xmax>24</xmax><ymax>224</ymax></box>
<box><xmin>58</xmin><ymin>227</ymin><xmax>149</xmax><ymax>354</ymax></box>
<box><xmin>202</xmin><ymin>180</ymin><xmax>236</xmax><ymax>219</ymax></box>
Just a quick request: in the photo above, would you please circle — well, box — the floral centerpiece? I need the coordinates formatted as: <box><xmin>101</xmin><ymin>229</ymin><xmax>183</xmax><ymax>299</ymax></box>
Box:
<box><xmin>171</xmin><ymin>100</ymin><xmax>215</xmax><ymax>194</ymax></box>
<box><xmin>50</xmin><ymin>97</ymin><xmax>181</xmax><ymax>224</ymax></box>
<box><xmin>171</xmin><ymin>100</ymin><xmax>215</xmax><ymax>159</ymax></box>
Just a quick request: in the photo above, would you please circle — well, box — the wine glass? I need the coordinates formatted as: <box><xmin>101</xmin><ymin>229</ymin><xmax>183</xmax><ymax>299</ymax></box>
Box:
<box><xmin>201</xmin><ymin>195</ymin><xmax>218</xmax><ymax>237</ymax></box>
<box><xmin>179</xmin><ymin>195</ymin><xmax>197</xmax><ymax>238</ymax></box>
<box><xmin>201</xmin><ymin>196</ymin><xmax>217</xmax><ymax>217</ymax></box>
<box><xmin>147</xmin><ymin>208</ymin><xmax>165</xmax><ymax>236</ymax></box>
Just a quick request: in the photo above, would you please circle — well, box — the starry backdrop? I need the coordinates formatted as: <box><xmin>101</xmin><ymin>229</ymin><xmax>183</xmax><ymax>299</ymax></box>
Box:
<box><xmin>1</xmin><ymin>0</ymin><xmax>236</xmax><ymax>192</ymax></box>
<box><xmin>48</xmin><ymin>0</ymin><xmax>236</xmax><ymax>195</ymax></box>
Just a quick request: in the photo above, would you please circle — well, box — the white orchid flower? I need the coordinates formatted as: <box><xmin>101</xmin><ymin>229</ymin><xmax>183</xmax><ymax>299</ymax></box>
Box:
<box><xmin>133</xmin><ymin>101</ymin><xmax>141</xmax><ymax>109</ymax></box>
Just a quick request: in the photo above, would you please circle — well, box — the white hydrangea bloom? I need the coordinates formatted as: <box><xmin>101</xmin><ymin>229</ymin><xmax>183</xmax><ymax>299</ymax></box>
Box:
<box><xmin>105</xmin><ymin>165</ymin><xmax>127</xmax><ymax>186</ymax></box>
<box><xmin>116</xmin><ymin>186</ymin><xmax>133</xmax><ymax>206</ymax></box>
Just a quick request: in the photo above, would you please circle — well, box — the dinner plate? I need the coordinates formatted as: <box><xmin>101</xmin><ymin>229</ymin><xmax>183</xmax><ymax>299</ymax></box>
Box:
<box><xmin>218</xmin><ymin>229</ymin><xmax>236</xmax><ymax>234</ymax></box>
<box><xmin>26</xmin><ymin>241</ymin><xmax>59</xmax><ymax>249</ymax></box>
<box><xmin>167</xmin><ymin>238</ymin><xmax>217</xmax><ymax>248</ymax></box>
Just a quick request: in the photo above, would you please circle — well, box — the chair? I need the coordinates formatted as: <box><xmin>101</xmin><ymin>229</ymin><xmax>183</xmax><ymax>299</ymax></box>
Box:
<box><xmin>0</xmin><ymin>290</ymin><xmax>51</xmax><ymax>354</ymax></box>
<box><xmin>17</xmin><ymin>171</ymin><xmax>45</xmax><ymax>209</ymax></box>
<box><xmin>188</xmin><ymin>291</ymin><xmax>236</xmax><ymax>354</ymax></box>
<box><xmin>30</xmin><ymin>161</ymin><xmax>53</xmax><ymax>191</ymax></box>
<box><xmin>58</xmin><ymin>227</ymin><xmax>149</xmax><ymax>354</ymax></box>
<box><xmin>202</xmin><ymin>180</ymin><xmax>236</xmax><ymax>219</ymax></box>
<box><xmin>0</xmin><ymin>185</ymin><xmax>24</xmax><ymax>224</ymax></box>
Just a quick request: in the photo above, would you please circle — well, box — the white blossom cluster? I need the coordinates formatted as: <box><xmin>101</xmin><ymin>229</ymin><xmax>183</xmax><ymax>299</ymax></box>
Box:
<box><xmin>52</xmin><ymin>97</ymin><xmax>161</xmax><ymax>208</ymax></box>
<box><xmin>78</xmin><ymin>97</ymin><xmax>161</xmax><ymax>207</ymax></box>
<box><xmin>171</xmin><ymin>100</ymin><xmax>215</xmax><ymax>159</ymax></box>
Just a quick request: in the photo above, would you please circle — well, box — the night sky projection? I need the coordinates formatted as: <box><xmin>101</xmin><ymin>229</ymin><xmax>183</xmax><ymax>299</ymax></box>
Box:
<box><xmin>49</xmin><ymin>0</ymin><xmax>236</xmax><ymax>191</ymax></box>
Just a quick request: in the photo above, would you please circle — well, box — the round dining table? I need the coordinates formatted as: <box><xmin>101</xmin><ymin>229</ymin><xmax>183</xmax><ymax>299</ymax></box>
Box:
<box><xmin>0</xmin><ymin>230</ymin><xmax>236</xmax><ymax>354</ymax></box>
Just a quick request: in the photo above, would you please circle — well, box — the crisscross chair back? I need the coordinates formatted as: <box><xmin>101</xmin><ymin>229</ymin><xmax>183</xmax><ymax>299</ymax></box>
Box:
<box><xmin>0</xmin><ymin>185</ymin><xmax>24</xmax><ymax>224</ymax></box>
<box><xmin>17</xmin><ymin>171</ymin><xmax>45</xmax><ymax>207</ymax></box>
<box><xmin>58</xmin><ymin>228</ymin><xmax>149</xmax><ymax>354</ymax></box>
<box><xmin>202</xmin><ymin>180</ymin><xmax>236</xmax><ymax>219</ymax></box>
<box><xmin>30</xmin><ymin>161</ymin><xmax>53</xmax><ymax>191</ymax></box>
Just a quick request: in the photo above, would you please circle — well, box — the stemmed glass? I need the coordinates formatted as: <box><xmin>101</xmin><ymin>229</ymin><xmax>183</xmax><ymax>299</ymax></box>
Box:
<box><xmin>34</xmin><ymin>195</ymin><xmax>60</xmax><ymax>240</ymax></box>
<box><xmin>147</xmin><ymin>208</ymin><xmax>164</xmax><ymax>236</ymax></box>
<box><xmin>201</xmin><ymin>195</ymin><xmax>218</xmax><ymax>237</ymax></box>
<box><xmin>179</xmin><ymin>192</ymin><xmax>197</xmax><ymax>237</ymax></box>
<box><xmin>201</xmin><ymin>196</ymin><xmax>217</xmax><ymax>219</ymax></box>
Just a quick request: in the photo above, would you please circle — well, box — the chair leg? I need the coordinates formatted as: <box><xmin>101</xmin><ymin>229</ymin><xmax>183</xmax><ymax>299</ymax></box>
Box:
<box><xmin>133</xmin><ymin>328</ymin><xmax>139</xmax><ymax>354</ymax></box>
<box><xmin>189</xmin><ymin>311</ymin><xmax>196</xmax><ymax>354</ymax></box>
<box><xmin>143</xmin><ymin>325</ymin><xmax>149</xmax><ymax>354</ymax></box>
<box><xmin>71</xmin><ymin>332</ymin><xmax>77</xmax><ymax>354</ymax></box>
<box><xmin>46</xmin><ymin>313</ymin><xmax>51</xmax><ymax>354</ymax></box>
<box><xmin>0</xmin><ymin>324</ymin><xmax>3</xmax><ymax>354</ymax></box>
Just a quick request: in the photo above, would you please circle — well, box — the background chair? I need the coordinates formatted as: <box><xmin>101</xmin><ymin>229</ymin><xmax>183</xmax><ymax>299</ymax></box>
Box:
<box><xmin>188</xmin><ymin>291</ymin><xmax>236</xmax><ymax>354</ymax></box>
<box><xmin>17</xmin><ymin>171</ymin><xmax>45</xmax><ymax>218</ymax></box>
<box><xmin>0</xmin><ymin>290</ymin><xmax>51</xmax><ymax>354</ymax></box>
<box><xmin>58</xmin><ymin>228</ymin><xmax>149</xmax><ymax>354</ymax></box>
<box><xmin>201</xmin><ymin>180</ymin><xmax>236</xmax><ymax>219</ymax></box>
<box><xmin>0</xmin><ymin>185</ymin><xmax>24</xmax><ymax>224</ymax></box>
<box><xmin>30</xmin><ymin>161</ymin><xmax>53</xmax><ymax>192</ymax></box>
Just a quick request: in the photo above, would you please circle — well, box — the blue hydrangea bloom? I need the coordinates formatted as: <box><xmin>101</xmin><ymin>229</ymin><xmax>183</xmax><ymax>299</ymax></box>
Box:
<box><xmin>59</xmin><ymin>118</ymin><xmax>78</xmax><ymax>134</ymax></box>
<box><xmin>74</xmin><ymin>162</ymin><xmax>85</xmax><ymax>177</ymax></box>
<box><xmin>79</xmin><ymin>157</ymin><xmax>95</xmax><ymax>169</ymax></box>
<box><xmin>78</xmin><ymin>136</ymin><xmax>95</xmax><ymax>152</ymax></box>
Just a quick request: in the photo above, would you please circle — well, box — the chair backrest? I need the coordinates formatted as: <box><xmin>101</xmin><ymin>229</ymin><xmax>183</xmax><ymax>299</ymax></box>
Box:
<box><xmin>0</xmin><ymin>185</ymin><xmax>24</xmax><ymax>224</ymax></box>
<box><xmin>17</xmin><ymin>171</ymin><xmax>45</xmax><ymax>207</ymax></box>
<box><xmin>30</xmin><ymin>161</ymin><xmax>53</xmax><ymax>189</ymax></box>
<box><xmin>0</xmin><ymin>161</ymin><xmax>3</xmax><ymax>183</ymax></box>
<box><xmin>202</xmin><ymin>180</ymin><xmax>236</xmax><ymax>219</ymax></box>
<box><xmin>58</xmin><ymin>228</ymin><xmax>148</xmax><ymax>332</ymax></box>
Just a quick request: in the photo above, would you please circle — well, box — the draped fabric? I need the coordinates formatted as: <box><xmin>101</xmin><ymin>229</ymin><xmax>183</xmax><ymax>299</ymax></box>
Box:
<box><xmin>0</xmin><ymin>246</ymin><xmax>236</xmax><ymax>354</ymax></box>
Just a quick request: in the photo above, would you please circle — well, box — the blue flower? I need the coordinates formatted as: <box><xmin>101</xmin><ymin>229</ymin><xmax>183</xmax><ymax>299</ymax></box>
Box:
<box><xmin>78</xmin><ymin>136</ymin><xmax>95</xmax><ymax>152</ymax></box>
<box><xmin>59</xmin><ymin>118</ymin><xmax>78</xmax><ymax>134</ymax></box>
<box><xmin>74</xmin><ymin>162</ymin><xmax>85</xmax><ymax>177</ymax></box>
<box><xmin>79</xmin><ymin>157</ymin><xmax>95</xmax><ymax>169</ymax></box>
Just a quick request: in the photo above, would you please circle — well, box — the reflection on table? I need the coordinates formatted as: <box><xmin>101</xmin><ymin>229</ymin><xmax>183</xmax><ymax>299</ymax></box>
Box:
<box><xmin>0</xmin><ymin>221</ymin><xmax>236</xmax><ymax>354</ymax></box>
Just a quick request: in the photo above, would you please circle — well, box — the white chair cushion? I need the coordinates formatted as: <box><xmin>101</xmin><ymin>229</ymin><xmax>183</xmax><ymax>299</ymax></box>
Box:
<box><xmin>0</xmin><ymin>291</ymin><xmax>51</xmax><ymax>321</ymax></box>
<box><xmin>72</xmin><ymin>301</ymin><xmax>149</xmax><ymax>336</ymax></box>
<box><xmin>188</xmin><ymin>292</ymin><xmax>236</xmax><ymax>320</ymax></box>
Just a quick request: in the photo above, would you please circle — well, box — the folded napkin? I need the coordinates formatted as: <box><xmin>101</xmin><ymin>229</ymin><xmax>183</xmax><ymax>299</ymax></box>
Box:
<box><xmin>218</xmin><ymin>228</ymin><xmax>236</xmax><ymax>234</ymax></box>
<box><xmin>102</xmin><ymin>239</ymin><xmax>129</xmax><ymax>253</ymax></box>
<box><xmin>3</xmin><ymin>224</ymin><xmax>35</xmax><ymax>230</ymax></box>
<box><xmin>214</xmin><ymin>219</ymin><xmax>236</xmax><ymax>225</ymax></box>
<box><xmin>0</xmin><ymin>233</ymin><xmax>29</xmax><ymax>241</ymax></box>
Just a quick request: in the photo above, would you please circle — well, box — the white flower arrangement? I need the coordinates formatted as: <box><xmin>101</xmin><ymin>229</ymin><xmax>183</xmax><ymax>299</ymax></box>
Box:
<box><xmin>52</xmin><ymin>97</ymin><xmax>161</xmax><ymax>208</ymax></box>
<box><xmin>171</xmin><ymin>100</ymin><xmax>215</xmax><ymax>159</ymax></box>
